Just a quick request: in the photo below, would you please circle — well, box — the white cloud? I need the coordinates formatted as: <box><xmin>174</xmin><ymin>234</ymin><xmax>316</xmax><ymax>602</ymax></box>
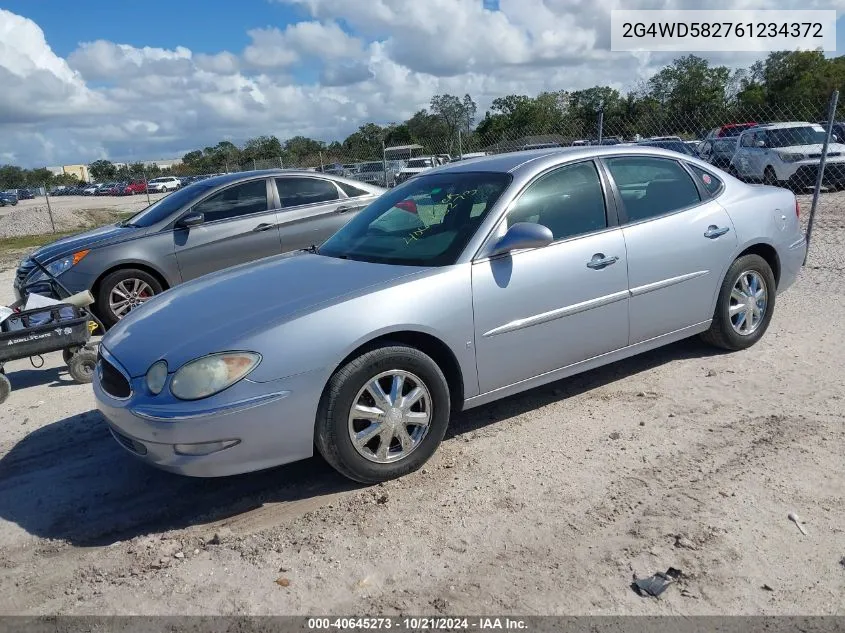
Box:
<box><xmin>1</xmin><ymin>3</ymin><xmax>842</xmax><ymax>167</ymax></box>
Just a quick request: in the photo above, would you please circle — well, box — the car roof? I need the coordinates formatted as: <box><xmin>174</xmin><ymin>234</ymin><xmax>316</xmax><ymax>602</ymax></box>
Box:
<box><xmin>434</xmin><ymin>145</ymin><xmax>712</xmax><ymax>177</ymax></box>
<box><xmin>741</xmin><ymin>121</ymin><xmax>817</xmax><ymax>133</ymax></box>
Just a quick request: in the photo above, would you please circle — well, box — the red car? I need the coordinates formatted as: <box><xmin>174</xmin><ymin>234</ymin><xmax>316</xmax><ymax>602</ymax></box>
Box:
<box><xmin>122</xmin><ymin>180</ymin><xmax>147</xmax><ymax>195</ymax></box>
<box><xmin>717</xmin><ymin>122</ymin><xmax>757</xmax><ymax>137</ymax></box>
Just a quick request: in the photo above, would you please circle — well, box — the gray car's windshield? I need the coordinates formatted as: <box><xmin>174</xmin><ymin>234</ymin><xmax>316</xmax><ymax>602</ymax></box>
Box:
<box><xmin>122</xmin><ymin>182</ymin><xmax>216</xmax><ymax>227</ymax></box>
<box><xmin>319</xmin><ymin>172</ymin><xmax>512</xmax><ymax>266</ymax></box>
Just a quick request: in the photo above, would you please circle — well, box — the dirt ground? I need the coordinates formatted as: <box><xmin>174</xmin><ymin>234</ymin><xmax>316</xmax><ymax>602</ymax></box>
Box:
<box><xmin>0</xmin><ymin>193</ymin><xmax>166</xmax><ymax>220</ymax></box>
<box><xmin>0</xmin><ymin>200</ymin><xmax>843</xmax><ymax>616</ymax></box>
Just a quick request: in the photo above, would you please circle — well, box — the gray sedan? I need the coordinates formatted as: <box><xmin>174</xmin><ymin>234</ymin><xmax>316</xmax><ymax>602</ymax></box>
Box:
<box><xmin>94</xmin><ymin>146</ymin><xmax>806</xmax><ymax>483</ymax></box>
<box><xmin>13</xmin><ymin>170</ymin><xmax>384</xmax><ymax>326</ymax></box>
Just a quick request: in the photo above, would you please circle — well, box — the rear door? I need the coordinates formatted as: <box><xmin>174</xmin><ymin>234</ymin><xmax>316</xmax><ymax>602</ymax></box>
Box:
<box><xmin>602</xmin><ymin>156</ymin><xmax>737</xmax><ymax>344</ymax></box>
<box><xmin>173</xmin><ymin>177</ymin><xmax>283</xmax><ymax>281</ymax></box>
<box><xmin>273</xmin><ymin>176</ymin><xmax>367</xmax><ymax>252</ymax></box>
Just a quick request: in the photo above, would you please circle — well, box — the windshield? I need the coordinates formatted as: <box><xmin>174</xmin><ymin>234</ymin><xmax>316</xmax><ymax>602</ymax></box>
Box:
<box><xmin>767</xmin><ymin>126</ymin><xmax>827</xmax><ymax>148</ymax></box>
<box><xmin>360</xmin><ymin>163</ymin><xmax>383</xmax><ymax>173</ymax></box>
<box><xmin>121</xmin><ymin>182</ymin><xmax>216</xmax><ymax>228</ymax></box>
<box><xmin>318</xmin><ymin>172</ymin><xmax>512</xmax><ymax>266</ymax></box>
<box><xmin>713</xmin><ymin>139</ymin><xmax>737</xmax><ymax>153</ymax></box>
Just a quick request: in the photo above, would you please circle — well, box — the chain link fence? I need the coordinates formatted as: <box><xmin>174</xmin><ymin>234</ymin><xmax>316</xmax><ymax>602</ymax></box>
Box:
<box><xmin>13</xmin><ymin>92</ymin><xmax>844</xmax><ymax>277</ymax></box>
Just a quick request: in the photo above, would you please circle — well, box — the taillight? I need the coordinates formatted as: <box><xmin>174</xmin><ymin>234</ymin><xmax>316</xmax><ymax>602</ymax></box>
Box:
<box><xmin>795</xmin><ymin>197</ymin><xmax>800</xmax><ymax>218</ymax></box>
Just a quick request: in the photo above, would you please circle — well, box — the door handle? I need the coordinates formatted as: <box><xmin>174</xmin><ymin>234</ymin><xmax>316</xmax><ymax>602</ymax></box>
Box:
<box><xmin>252</xmin><ymin>223</ymin><xmax>275</xmax><ymax>232</ymax></box>
<box><xmin>704</xmin><ymin>225</ymin><xmax>730</xmax><ymax>239</ymax></box>
<box><xmin>587</xmin><ymin>254</ymin><xmax>619</xmax><ymax>270</ymax></box>
<box><xmin>335</xmin><ymin>205</ymin><xmax>358</xmax><ymax>214</ymax></box>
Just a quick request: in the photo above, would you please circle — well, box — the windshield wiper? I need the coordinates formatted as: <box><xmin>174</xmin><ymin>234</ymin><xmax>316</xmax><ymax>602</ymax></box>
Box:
<box><xmin>300</xmin><ymin>244</ymin><xmax>319</xmax><ymax>254</ymax></box>
<box><xmin>117</xmin><ymin>219</ymin><xmax>138</xmax><ymax>228</ymax></box>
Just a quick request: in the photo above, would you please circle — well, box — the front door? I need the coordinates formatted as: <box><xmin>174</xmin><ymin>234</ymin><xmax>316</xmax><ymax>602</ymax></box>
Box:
<box><xmin>602</xmin><ymin>156</ymin><xmax>738</xmax><ymax>344</ymax></box>
<box><xmin>174</xmin><ymin>178</ymin><xmax>283</xmax><ymax>281</ymax></box>
<box><xmin>472</xmin><ymin>160</ymin><xmax>630</xmax><ymax>394</ymax></box>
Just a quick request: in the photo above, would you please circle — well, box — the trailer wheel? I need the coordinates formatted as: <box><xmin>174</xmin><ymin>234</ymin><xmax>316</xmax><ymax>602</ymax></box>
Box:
<box><xmin>0</xmin><ymin>373</ymin><xmax>11</xmax><ymax>404</ymax></box>
<box><xmin>68</xmin><ymin>350</ymin><xmax>97</xmax><ymax>384</ymax></box>
<box><xmin>63</xmin><ymin>347</ymin><xmax>80</xmax><ymax>366</ymax></box>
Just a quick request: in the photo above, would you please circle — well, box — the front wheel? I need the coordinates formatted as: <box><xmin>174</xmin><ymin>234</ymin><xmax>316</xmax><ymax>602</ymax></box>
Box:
<box><xmin>701</xmin><ymin>254</ymin><xmax>776</xmax><ymax>351</ymax></box>
<box><xmin>763</xmin><ymin>166</ymin><xmax>779</xmax><ymax>186</ymax></box>
<box><xmin>315</xmin><ymin>344</ymin><xmax>451</xmax><ymax>483</ymax></box>
<box><xmin>97</xmin><ymin>268</ymin><xmax>163</xmax><ymax>328</ymax></box>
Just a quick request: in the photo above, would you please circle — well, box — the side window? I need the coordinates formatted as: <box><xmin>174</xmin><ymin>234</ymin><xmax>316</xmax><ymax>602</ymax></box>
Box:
<box><xmin>506</xmin><ymin>161</ymin><xmax>607</xmax><ymax>241</ymax></box>
<box><xmin>688</xmin><ymin>165</ymin><xmax>723</xmax><ymax>196</ymax></box>
<box><xmin>338</xmin><ymin>181</ymin><xmax>371</xmax><ymax>198</ymax></box>
<box><xmin>740</xmin><ymin>134</ymin><xmax>754</xmax><ymax>148</ymax></box>
<box><xmin>604</xmin><ymin>156</ymin><xmax>701</xmax><ymax>223</ymax></box>
<box><xmin>276</xmin><ymin>177</ymin><xmax>339</xmax><ymax>207</ymax></box>
<box><xmin>193</xmin><ymin>180</ymin><xmax>268</xmax><ymax>222</ymax></box>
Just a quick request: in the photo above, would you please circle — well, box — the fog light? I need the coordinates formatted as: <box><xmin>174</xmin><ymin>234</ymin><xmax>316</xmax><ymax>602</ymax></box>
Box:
<box><xmin>173</xmin><ymin>440</ymin><xmax>240</xmax><ymax>456</ymax></box>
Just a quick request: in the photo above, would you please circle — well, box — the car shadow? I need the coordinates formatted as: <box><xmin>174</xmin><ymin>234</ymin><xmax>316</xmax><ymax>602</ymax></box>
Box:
<box><xmin>0</xmin><ymin>337</ymin><xmax>723</xmax><ymax>546</ymax></box>
<box><xmin>5</xmin><ymin>365</ymin><xmax>73</xmax><ymax>390</ymax></box>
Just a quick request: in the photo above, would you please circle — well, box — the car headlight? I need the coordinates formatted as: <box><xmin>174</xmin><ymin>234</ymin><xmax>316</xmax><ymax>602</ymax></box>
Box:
<box><xmin>145</xmin><ymin>360</ymin><xmax>168</xmax><ymax>395</ymax></box>
<box><xmin>170</xmin><ymin>352</ymin><xmax>261</xmax><ymax>401</ymax></box>
<box><xmin>27</xmin><ymin>250</ymin><xmax>89</xmax><ymax>282</ymax></box>
<box><xmin>776</xmin><ymin>152</ymin><xmax>804</xmax><ymax>163</ymax></box>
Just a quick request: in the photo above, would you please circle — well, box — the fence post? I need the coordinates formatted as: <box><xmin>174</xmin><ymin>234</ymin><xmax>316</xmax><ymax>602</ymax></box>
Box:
<box><xmin>597</xmin><ymin>105</ymin><xmax>604</xmax><ymax>145</ymax></box>
<box><xmin>143</xmin><ymin>172</ymin><xmax>151</xmax><ymax>206</ymax></box>
<box><xmin>253</xmin><ymin>159</ymin><xmax>257</xmax><ymax>171</ymax></box>
<box><xmin>458</xmin><ymin>128</ymin><xmax>463</xmax><ymax>160</ymax></box>
<box><xmin>804</xmin><ymin>89</ymin><xmax>839</xmax><ymax>266</ymax></box>
<box><xmin>279</xmin><ymin>156</ymin><xmax>284</xmax><ymax>169</ymax></box>
<box><xmin>319</xmin><ymin>151</ymin><xmax>324</xmax><ymax>171</ymax></box>
<box><xmin>44</xmin><ymin>183</ymin><xmax>57</xmax><ymax>233</ymax></box>
<box><xmin>382</xmin><ymin>141</ymin><xmax>388</xmax><ymax>187</ymax></box>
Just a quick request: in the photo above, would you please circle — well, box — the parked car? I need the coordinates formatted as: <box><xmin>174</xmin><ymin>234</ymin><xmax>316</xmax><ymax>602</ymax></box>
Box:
<box><xmin>14</xmin><ymin>188</ymin><xmax>36</xmax><ymax>200</ymax></box>
<box><xmin>519</xmin><ymin>142</ymin><xmax>562</xmax><ymax>151</ymax></box>
<box><xmin>354</xmin><ymin>161</ymin><xmax>402</xmax><ymax>187</ymax></box>
<box><xmin>636</xmin><ymin>139</ymin><xmax>697</xmax><ymax>156</ymax></box>
<box><xmin>122</xmin><ymin>180</ymin><xmax>148</xmax><ymax>195</ymax></box>
<box><xmin>92</xmin><ymin>146</ymin><xmax>805</xmax><ymax>483</ymax></box>
<box><xmin>394</xmin><ymin>156</ymin><xmax>439</xmax><ymax>184</ymax></box>
<box><xmin>648</xmin><ymin>135</ymin><xmax>683</xmax><ymax>142</ymax></box>
<box><xmin>94</xmin><ymin>182</ymin><xmax>119</xmax><ymax>196</ymax></box>
<box><xmin>698</xmin><ymin>137</ymin><xmax>739</xmax><ymax>170</ymax></box>
<box><xmin>450</xmin><ymin>152</ymin><xmax>489</xmax><ymax>162</ymax></box>
<box><xmin>0</xmin><ymin>191</ymin><xmax>18</xmax><ymax>206</ymax></box>
<box><xmin>83</xmin><ymin>183</ymin><xmax>104</xmax><ymax>195</ymax></box>
<box><xmin>713</xmin><ymin>122</ymin><xmax>757</xmax><ymax>138</ymax></box>
<box><xmin>147</xmin><ymin>176</ymin><xmax>181</xmax><ymax>193</ymax></box>
<box><xmin>13</xmin><ymin>170</ymin><xmax>385</xmax><ymax>327</ymax></box>
<box><xmin>731</xmin><ymin>122</ymin><xmax>845</xmax><ymax>189</ymax></box>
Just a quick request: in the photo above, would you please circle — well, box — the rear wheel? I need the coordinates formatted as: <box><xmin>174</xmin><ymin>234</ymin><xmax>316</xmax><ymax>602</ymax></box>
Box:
<box><xmin>701</xmin><ymin>254</ymin><xmax>776</xmax><ymax>351</ymax></box>
<box><xmin>0</xmin><ymin>372</ymin><xmax>10</xmax><ymax>404</ymax></box>
<box><xmin>315</xmin><ymin>344</ymin><xmax>451</xmax><ymax>483</ymax></box>
<box><xmin>97</xmin><ymin>268</ymin><xmax>163</xmax><ymax>328</ymax></box>
<box><xmin>763</xmin><ymin>166</ymin><xmax>778</xmax><ymax>186</ymax></box>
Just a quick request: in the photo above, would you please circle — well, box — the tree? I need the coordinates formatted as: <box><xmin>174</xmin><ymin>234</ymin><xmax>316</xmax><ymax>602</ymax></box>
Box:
<box><xmin>242</xmin><ymin>135</ymin><xmax>284</xmax><ymax>163</ymax></box>
<box><xmin>342</xmin><ymin>123</ymin><xmax>385</xmax><ymax>159</ymax></box>
<box><xmin>89</xmin><ymin>159</ymin><xmax>117</xmax><ymax>181</ymax></box>
<box><xmin>430</xmin><ymin>93</ymin><xmax>478</xmax><ymax>150</ymax></box>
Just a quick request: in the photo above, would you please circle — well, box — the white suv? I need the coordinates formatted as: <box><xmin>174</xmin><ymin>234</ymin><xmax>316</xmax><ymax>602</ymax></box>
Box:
<box><xmin>732</xmin><ymin>122</ymin><xmax>845</xmax><ymax>190</ymax></box>
<box><xmin>147</xmin><ymin>176</ymin><xmax>181</xmax><ymax>193</ymax></box>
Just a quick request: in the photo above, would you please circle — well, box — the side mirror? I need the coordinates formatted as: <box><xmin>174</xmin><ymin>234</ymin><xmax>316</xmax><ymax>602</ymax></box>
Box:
<box><xmin>488</xmin><ymin>222</ymin><xmax>554</xmax><ymax>257</ymax></box>
<box><xmin>177</xmin><ymin>212</ymin><xmax>204</xmax><ymax>228</ymax></box>
<box><xmin>756</xmin><ymin>140</ymin><xmax>766</xmax><ymax>148</ymax></box>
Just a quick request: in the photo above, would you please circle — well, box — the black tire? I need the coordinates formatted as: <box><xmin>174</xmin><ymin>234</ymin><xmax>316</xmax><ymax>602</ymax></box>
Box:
<box><xmin>97</xmin><ymin>268</ymin><xmax>164</xmax><ymax>328</ymax></box>
<box><xmin>62</xmin><ymin>347</ymin><xmax>79</xmax><ymax>366</ymax></box>
<box><xmin>67</xmin><ymin>350</ymin><xmax>97</xmax><ymax>384</ymax></box>
<box><xmin>0</xmin><ymin>373</ymin><xmax>10</xmax><ymax>404</ymax></box>
<box><xmin>701</xmin><ymin>254</ymin><xmax>776</xmax><ymax>351</ymax></box>
<box><xmin>763</xmin><ymin>166</ymin><xmax>778</xmax><ymax>186</ymax></box>
<box><xmin>315</xmin><ymin>344</ymin><xmax>451</xmax><ymax>484</ymax></box>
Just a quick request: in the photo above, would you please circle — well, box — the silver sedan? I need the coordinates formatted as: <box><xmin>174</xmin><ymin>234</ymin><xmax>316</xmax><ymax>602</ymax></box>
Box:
<box><xmin>94</xmin><ymin>146</ymin><xmax>806</xmax><ymax>483</ymax></box>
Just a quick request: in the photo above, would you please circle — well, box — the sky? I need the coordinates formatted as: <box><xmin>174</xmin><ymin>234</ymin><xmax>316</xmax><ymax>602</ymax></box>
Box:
<box><xmin>1</xmin><ymin>0</ymin><xmax>844</xmax><ymax>168</ymax></box>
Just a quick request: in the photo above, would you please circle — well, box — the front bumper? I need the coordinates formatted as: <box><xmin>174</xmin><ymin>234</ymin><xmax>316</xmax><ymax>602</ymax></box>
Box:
<box><xmin>93</xmin><ymin>347</ymin><xmax>325</xmax><ymax>477</ymax></box>
<box><xmin>785</xmin><ymin>162</ymin><xmax>845</xmax><ymax>189</ymax></box>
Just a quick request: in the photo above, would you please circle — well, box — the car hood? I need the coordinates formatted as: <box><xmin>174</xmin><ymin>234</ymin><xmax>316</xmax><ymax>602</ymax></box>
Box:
<box><xmin>103</xmin><ymin>252</ymin><xmax>429</xmax><ymax>377</ymax></box>
<box><xmin>772</xmin><ymin>143</ymin><xmax>845</xmax><ymax>155</ymax></box>
<box><xmin>28</xmin><ymin>223</ymin><xmax>143</xmax><ymax>263</ymax></box>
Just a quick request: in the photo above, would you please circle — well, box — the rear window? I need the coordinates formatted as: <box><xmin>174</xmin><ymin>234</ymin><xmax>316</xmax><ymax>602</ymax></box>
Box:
<box><xmin>688</xmin><ymin>165</ymin><xmax>724</xmax><ymax>196</ymax></box>
<box><xmin>338</xmin><ymin>181</ymin><xmax>371</xmax><ymax>198</ymax></box>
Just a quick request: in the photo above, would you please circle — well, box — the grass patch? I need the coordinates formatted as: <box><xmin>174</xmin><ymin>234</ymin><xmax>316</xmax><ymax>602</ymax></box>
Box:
<box><xmin>0</xmin><ymin>231</ymin><xmax>78</xmax><ymax>252</ymax></box>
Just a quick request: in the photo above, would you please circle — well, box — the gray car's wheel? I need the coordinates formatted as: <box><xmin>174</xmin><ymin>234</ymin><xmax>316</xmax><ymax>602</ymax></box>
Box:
<box><xmin>97</xmin><ymin>268</ymin><xmax>163</xmax><ymax>328</ymax></box>
<box><xmin>763</xmin><ymin>166</ymin><xmax>778</xmax><ymax>186</ymax></box>
<box><xmin>701</xmin><ymin>254</ymin><xmax>776</xmax><ymax>351</ymax></box>
<box><xmin>315</xmin><ymin>344</ymin><xmax>451</xmax><ymax>483</ymax></box>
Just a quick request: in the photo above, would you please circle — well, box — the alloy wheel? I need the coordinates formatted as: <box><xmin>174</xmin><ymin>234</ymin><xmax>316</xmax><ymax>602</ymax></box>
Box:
<box><xmin>729</xmin><ymin>270</ymin><xmax>768</xmax><ymax>336</ymax></box>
